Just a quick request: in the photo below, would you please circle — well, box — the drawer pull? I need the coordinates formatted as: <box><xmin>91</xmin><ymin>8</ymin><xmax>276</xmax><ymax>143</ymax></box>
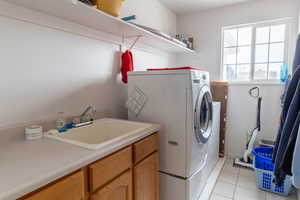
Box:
<box><xmin>168</xmin><ymin>141</ymin><xmax>178</xmax><ymax>146</ymax></box>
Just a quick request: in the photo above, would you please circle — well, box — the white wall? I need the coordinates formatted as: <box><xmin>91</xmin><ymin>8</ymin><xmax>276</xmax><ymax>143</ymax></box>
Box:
<box><xmin>226</xmin><ymin>83</ymin><xmax>283</xmax><ymax>158</ymax></box>
<box><xmin>177</xmin><ymin>0</ymin><xmax>299</xmax><ymax>157</ymax></box>
<box><xmin>0</xmin><ymin>0</ymin><xmax>176</xmax><ymax>131</ymax></box>
<box><xmin>177</xmin><ymin>0</ymin><xmax>299</xmax><ymax>81</ymax></box>
<box><xmin>120</xmin><ymin>0</ymin><xmax>177</xmax><ymax>35</ymax></box>
<box><xmin>299</xmin><ymin>5</ymin><xmax>300</xmax><ymax>32</ymax></box>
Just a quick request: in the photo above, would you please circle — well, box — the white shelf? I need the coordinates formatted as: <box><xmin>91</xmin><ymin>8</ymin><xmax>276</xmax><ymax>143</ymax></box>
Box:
<box><xmin>6</xmin><ymin>0</ymin><xmax>195</xmax><ymax>54</ymax></box>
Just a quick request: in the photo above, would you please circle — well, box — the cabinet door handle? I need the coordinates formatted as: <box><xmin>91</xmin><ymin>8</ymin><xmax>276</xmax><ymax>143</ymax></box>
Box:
<box><xmin>168</xmin><ymin>141</ymin><xmax>178</xmax><ymax>146</ymax></box>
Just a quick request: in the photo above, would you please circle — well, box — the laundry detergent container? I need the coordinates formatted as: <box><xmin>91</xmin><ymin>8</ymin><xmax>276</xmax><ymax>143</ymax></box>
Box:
<box><xmin>92</xmin><ymin>0</ymin><xmax>124</xmax><ymax>17</ymax></box>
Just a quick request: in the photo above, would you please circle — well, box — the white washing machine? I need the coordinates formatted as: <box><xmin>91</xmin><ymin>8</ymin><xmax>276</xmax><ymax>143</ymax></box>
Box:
<box><xmin>204</xmin><ymin>102</ymin><xmax>221</xmax><ymax>180</ymax></box>
<box><xmin>128</xmin><ymin>68</ymin><xmax>213</xmax><ymax>200</ymax></box>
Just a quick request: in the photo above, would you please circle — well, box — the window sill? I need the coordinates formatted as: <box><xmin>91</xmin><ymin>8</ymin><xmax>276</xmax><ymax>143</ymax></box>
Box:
<box><xmin>228</xmin><ymin>81</ymin><xmax>285</xmax><ymax>86</ymax></box>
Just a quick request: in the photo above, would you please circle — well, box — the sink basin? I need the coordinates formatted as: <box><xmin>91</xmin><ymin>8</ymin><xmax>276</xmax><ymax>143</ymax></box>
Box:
<box><xmin>46</xmin><ymin>118</ymin><xmax>159</xmax><ymax>150</ymax></box>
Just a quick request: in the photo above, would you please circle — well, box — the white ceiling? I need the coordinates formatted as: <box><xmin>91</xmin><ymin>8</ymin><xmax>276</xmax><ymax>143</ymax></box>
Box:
<box><xmin>159</xmin><ymin>0</ymin><xmax>255</xmax><ymax>14</ymax></box>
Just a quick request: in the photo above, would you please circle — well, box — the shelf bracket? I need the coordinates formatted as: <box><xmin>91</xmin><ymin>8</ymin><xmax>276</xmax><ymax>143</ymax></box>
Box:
<box><xmin>129</xmin><ymin>35</ymin><xmax>142</xmax><ymax>50</ymax></box>
<box><xmin>120</xmin><ymin>35</ymin><xmax>143</xmax><ymax>51</ymax></box>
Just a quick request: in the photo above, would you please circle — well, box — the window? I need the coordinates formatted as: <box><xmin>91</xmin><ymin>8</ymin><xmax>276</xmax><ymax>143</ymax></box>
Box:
<box><xmin>222</xmin><ymin>20</ymin><xmax>289</xmax><ymax>81</ymax></box>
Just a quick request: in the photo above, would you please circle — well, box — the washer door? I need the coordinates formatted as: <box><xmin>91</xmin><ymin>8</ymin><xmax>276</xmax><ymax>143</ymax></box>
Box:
<box><xmin>194</xmin><ymin>85</ymin><xmax>213</xmax><ymax>144</ymax></box>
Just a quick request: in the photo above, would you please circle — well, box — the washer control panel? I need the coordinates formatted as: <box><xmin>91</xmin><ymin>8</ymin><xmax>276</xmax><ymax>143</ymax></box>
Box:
<box><xmin>191</xmin><ymin>70</ymin><xmax>209</xmax><ymax>85</ymax></box>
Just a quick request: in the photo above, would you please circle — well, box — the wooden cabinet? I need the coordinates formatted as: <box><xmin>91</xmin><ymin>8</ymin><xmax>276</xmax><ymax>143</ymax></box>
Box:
<box><xmin>20</xmin><ymin>170</ymin><xmax>85</xmax><ymax>200</ymax></box>
<box><xmin>133</xmin><ymin>134</ymin><xmax>158</xmax><ymax>164</ymax></box>
<box><xmin>134</xmin><ymin>153</ymin><xmax>159</xmax><ymax>200</ymax></box>
<box><xmin>210</xmin><ymin>82</ymin><xmax>228</xmax><ymax>157</ymax></box>
<box><xmin>89</xmin><ymin>146</ymin><xmax>132</xmax><ymax>192</ymax></box>
<box><xmin>91</xmin><ymin>170</ymin><xmax>132</xmax><ymax>200</ymax></box>
<box><xmin>18</xmin><ymin>133</ymin><xmax>159</xmax><ymax>200</ymax></box>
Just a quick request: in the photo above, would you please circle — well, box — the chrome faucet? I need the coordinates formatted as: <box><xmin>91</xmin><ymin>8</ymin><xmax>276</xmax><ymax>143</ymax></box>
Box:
<box><xmin>79</xmin><ymin>105</ymin><xmax>96</xmax><ymax>123</ymax></box>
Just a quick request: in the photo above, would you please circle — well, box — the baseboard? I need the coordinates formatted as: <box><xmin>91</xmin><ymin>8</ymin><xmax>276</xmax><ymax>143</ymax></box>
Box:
<box><xmin>199</xmin><ymin>157</ymin><xmax>226</xmax><ymax>200</ymax></box>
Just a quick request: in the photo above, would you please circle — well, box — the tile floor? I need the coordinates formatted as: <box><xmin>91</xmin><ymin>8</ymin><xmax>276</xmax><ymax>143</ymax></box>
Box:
<box><xmin>210</xmin><ymin>159</ymin><xmax>298</xmax><ymax>200</ymax></box>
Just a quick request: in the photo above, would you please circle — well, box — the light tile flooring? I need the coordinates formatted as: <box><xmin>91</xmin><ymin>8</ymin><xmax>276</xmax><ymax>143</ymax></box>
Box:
<box><xmin>210</xmin><ymin>159</ymin><xmax>298</xmax><ymax>200</ymax></box>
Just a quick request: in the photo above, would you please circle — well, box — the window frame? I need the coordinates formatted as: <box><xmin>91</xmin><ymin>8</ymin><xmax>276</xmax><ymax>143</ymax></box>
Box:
<box><xmin>221</xmin><ymin>18</ymin><xmax>292</xmax><ymax>82</ymax></box>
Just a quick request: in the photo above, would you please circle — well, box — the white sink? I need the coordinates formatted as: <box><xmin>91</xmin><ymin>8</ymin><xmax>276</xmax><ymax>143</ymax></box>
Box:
<box><xmin>46</xmin><ymin>118</ymin><xmax>159</xmax><ymax>150</ymax></box>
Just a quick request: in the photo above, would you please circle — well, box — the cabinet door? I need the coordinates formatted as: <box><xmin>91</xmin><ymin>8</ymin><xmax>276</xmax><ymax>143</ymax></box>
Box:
<box><xmin>134</xmin><ymin>153</ymin><xmax>159</xmax><ymax>200</ymax></box>
<box><xmin>91</xmin><ymin>170</ymin><xmax>132</xmax><ymax>200</ymax></box>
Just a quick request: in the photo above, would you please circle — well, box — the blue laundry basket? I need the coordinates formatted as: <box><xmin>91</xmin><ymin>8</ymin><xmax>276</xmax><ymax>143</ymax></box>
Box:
<box><xmin>252</xmin><ymin>147</ymin><xmax>293</xmax><ymax>196</ymax></box>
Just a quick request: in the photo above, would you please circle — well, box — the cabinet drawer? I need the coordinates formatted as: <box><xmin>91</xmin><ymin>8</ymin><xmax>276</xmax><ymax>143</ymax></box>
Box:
<box><xmin>89</xmin><ymin>146</ymin><xmax>132</xmax><ymax>192</ymax></box>
<box><xmin>134</xmin><ymin>133</ymin><xmax>158</xmax><ymax>164</ymax></box>
<box><xmin>20</xmin><ymin>170</ymin><xmax>85</xmax><ymax>200</ymax></box>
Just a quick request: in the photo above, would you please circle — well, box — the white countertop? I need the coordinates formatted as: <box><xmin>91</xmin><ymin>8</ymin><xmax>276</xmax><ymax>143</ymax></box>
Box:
<box><xmin>0</xmin><ymin>123</ymin><xmax>159</xmax><ymax>200</ymax></box>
